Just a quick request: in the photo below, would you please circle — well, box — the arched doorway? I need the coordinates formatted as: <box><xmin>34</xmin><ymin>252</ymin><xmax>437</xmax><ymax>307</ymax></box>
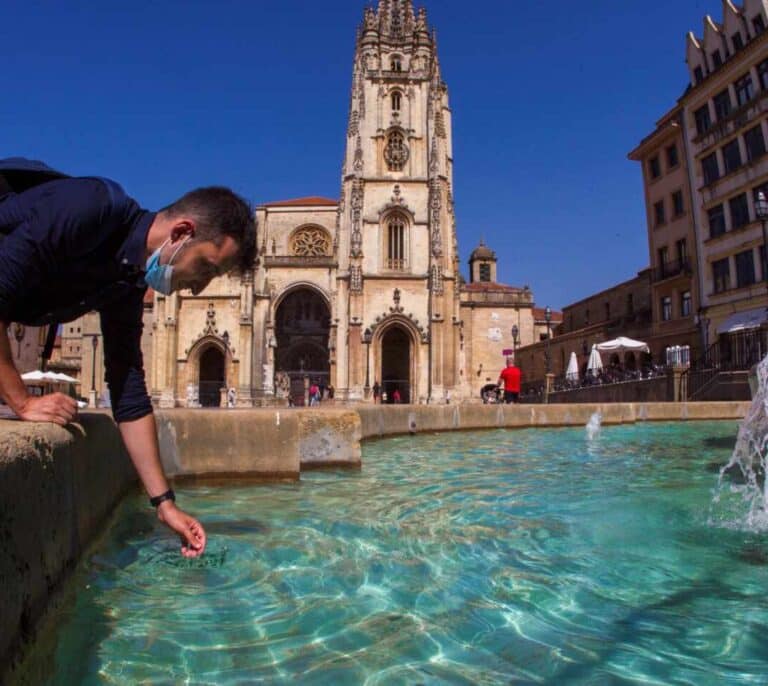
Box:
<box><xmin>199</xmin><ymin>346</ymin><xmax>225</xmax><ymax>407</ymax></box>
<box><xmin>275</xmin><ymin>288</ymin><xmax>330</xmax><ymax>405</ymax></box>
<box><xmin>381</xmin><ymin>326</ymin><xmax>411</xmax><ymax>403</ymax></box>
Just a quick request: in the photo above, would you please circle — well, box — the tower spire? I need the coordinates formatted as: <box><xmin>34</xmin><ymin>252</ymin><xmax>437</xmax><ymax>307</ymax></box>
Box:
<box><xmin>377</xmin><ymin>0</ymin><xmax>416</xmax><ymax>38</ymax></box>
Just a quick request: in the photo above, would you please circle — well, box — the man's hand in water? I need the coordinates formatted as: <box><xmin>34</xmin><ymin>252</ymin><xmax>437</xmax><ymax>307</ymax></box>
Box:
<box><xmin>157</xmin><ymin>501</ymin><xmax>207</xmax><ymax>558</ymax></box>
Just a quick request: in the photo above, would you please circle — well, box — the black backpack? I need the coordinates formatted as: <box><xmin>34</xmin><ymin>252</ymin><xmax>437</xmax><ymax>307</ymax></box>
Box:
<box><xmin>0</xmin><ymin>157</ymin><xmax>70</xmax><ymax>231</ymax></box>
<box><xmin>0</xmin><ymin>158</ymin><xmax>71</xmax><ymax>364</ymax></box>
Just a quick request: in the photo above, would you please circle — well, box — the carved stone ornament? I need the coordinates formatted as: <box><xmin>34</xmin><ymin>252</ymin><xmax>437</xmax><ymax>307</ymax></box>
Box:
<box><xmin>431</xmin><ymin>264</ymin><xmax>444</xmax><ymax>294</ymax></box>
<box><xmin>370</xmin><ymin>306</ymin><xmax>429</xmax><ymax>344</ymax></box>
<box><xmin>203</xmin><ymin>302</ymin><xmax>218</xmax><ymax>336</ymax></box>
<box><xmin>384</xmin><ymin>131</ymin><xmax>409</xmax><ymax>171</ymax></box>
<box><xmin>350</xmin><ymin>265</ymin><xmax>363</xmax><ymax>293</ymax></box>
<box><xmin>353</xmin><ymin>135</ymin><xmax>364</xmax><ymax>172</ymax></box>
<box><xmin>350</xmin><ymin>179</ymin><xmax>364</xmax><ymax>258</ymax></box>
<box><xmin>291</xmin><ymin>226</ymin><xmax>331</xmax><ymax>257</ymax></box>
<box><xmin>348</xmin><ymin>110</ymin><xmax>359</xmax><ymax>138</ymax></box>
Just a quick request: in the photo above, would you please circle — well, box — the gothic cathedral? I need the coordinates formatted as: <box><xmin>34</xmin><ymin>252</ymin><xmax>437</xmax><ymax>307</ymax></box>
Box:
<box><xmin>147</xmin><ymin>0</ymin><xmax>536</xmax><ymax>407</ymax></box>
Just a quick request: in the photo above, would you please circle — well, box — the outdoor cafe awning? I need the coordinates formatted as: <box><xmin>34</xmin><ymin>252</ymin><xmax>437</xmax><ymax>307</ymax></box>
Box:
<box><xmin>716</xmin><ymin>307</ymin><xmax>768</xmax><ymax>334</ymax></box>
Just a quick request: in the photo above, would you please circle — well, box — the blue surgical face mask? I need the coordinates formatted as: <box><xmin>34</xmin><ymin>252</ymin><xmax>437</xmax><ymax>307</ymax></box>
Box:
<box><xmin>144</xmin><ymin>237</ymin><xmax>189</xmax><ymax>295</ymax></box>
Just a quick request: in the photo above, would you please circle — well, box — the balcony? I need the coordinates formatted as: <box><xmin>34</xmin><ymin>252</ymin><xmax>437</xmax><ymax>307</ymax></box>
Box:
<box><xmin>653</xmin><ymin>258</ymin><xmax>691</xmax><ymax>283</ymax></box>
<box><xmin>695</xmin><ymin>90</ymin><xmax>768</xmax><ymax>151</ymax></box>
<box><xmin>264</xmin><ymin>256</ymin><xmax>337</xmax><ymax>269</ymax></box>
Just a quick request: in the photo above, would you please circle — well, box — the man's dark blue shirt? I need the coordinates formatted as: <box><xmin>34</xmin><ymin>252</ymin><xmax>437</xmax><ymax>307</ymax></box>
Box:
<box><xmin>0</xmin><ymin>177</ymin><xmax>156</xmax><ymax>422</ymax></box>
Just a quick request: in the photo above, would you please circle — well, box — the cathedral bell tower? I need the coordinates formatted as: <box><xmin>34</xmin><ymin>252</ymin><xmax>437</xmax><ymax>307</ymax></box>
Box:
<box><xmin>335</xmin><ymin>0</ymin><xmax>461</xmax><ymax>403</ymax></box>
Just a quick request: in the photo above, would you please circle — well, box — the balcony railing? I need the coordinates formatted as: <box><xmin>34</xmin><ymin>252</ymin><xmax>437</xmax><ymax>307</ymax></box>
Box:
<box><xmin>386</xmin><ymin>258</ymin><xmax>407</xmax><ymax>271</ymax></box>
<box><xmin>264</xmin><ymin>256</ymin><xmax>337</xmax><ymax>268</ymax></box>
<box><xmin>653</xmin><ymin>258</ymin><xmax>691</xmax><ymax>283</ymax></box>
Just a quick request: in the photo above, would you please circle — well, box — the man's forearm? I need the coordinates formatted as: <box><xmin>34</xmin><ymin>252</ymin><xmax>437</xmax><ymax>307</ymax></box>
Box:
<box><xmin>118</xmin><ymin>412</ymin><xmax>171</xmax><ymax>498</ymax></box>
<box><xmin>0</xmin><ymin>320</ymin><xmax>28</xmax><ymax>411</ymax></box>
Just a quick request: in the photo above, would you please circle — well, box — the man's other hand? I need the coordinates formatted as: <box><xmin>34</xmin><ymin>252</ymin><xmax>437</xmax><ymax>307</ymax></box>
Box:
<box><xmin>18</xmin><ymin>393</ymin><xmax>78</xmax><ymax>425</ymax></box>
<box><xmin>157</xmin><ymin>501</ymin><xmax>207</xmax><ymax>558</ymax></box>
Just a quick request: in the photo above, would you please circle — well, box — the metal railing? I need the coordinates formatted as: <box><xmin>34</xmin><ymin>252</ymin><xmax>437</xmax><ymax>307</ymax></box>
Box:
<box><xmin>653</xmin><ymin>258</ymin><xmax>691</xmax><ymax>282</ymax></box>
<box><xmin>682</xmin><ymin>328</ymin><xmax>766</xmax><ymax>399</ymax></box>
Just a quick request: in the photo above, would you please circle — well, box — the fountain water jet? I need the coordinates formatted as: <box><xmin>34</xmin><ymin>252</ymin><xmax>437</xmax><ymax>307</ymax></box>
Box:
<box><xmin>711</xmin><ymin>355</ymin><xmax>768</xmax><ymax>530</ymax></box>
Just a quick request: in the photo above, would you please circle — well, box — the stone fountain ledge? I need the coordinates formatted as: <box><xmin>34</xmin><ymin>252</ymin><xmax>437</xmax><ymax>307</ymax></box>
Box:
<box><xmin>0</xmin><ymin>401</ymin><xmax>751</xmax><ymax>682</ymax></box>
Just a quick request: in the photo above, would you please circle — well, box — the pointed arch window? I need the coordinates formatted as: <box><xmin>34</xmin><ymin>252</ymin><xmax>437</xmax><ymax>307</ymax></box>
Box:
<box><xmin>384</xmin><ymin>130</ymin><xmax>409</xmax><ymax>171</ymax></box>
<box><xmin>386</xmin><ymin>214</ymin><xmax>408</xmax><ymax>271</ymax></box>
<box><xmin>391</xmin><ymin>90</ymin><xmax>402</xmax><ymax>112</ymax></box>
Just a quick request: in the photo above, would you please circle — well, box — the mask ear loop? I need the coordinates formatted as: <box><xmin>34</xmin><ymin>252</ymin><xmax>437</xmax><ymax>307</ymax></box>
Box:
<box><xmin>167</xmin><ymin>235</ymin><xmax>190</xmax><ymax>266</ymax></box>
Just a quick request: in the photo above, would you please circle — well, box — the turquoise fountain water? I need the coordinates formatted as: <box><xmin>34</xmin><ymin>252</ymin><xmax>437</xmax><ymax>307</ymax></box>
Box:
<box><xmin>31</xmin><ymin>420</ymin><xmax>768</xmax><ymax>684</ymax></box>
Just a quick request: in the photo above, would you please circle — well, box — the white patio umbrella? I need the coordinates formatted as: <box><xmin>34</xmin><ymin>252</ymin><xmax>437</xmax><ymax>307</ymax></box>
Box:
<box><xmin>587</xmin><ymin>345</ymin><xmax>603</xmax><ymax>375</ymax></box>
<box><xmin>50</xmin><ymin>372</ymin><xmax>79</xmax><ymax>384</ymax></box>
<box><xmin>565</xmin><ymin>351</ymin><xmax>579</xmax><ymax>381</ymax></box>
<box><xmin>21</xmin><ymin>370</ymin><xmax>78</xmax><ymax>385</ymax></box>
<box><xmin>21</xmin><ymin>370</ymin><xmax>52</xmax><ymax>383</ymax></box>
<box><xmin>595</xmin><ymin>337</ymin><xmax>650</xmax><ymax>354</ymax></box>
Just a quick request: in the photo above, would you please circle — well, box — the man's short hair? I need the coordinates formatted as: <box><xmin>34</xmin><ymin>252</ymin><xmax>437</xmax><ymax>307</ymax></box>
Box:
<box><xmin>506</xmin><ymin>357</ymin><xmax>514</xmax><ymax>364</ymax></box>
<box><xmin>161</xmin><ymin>187</ymin><xmax>256</xmax><ymax>273</ymax></box>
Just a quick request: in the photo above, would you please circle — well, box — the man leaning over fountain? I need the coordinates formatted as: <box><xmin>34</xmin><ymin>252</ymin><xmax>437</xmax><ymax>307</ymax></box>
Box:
<box><xmin>0</xmin><ymin>159</ymin><xmax>256</xmax><ymax>558</ymax></box>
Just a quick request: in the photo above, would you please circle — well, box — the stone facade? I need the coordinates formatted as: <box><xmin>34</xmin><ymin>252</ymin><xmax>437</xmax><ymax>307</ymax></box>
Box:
<box><xmin>144</xmin><ymin>0</ymin><xmax>538</xmax><ymax>407</ymax></box>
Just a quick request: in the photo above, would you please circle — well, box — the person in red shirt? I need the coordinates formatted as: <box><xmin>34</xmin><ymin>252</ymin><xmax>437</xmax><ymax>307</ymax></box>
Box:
<box><xmin>497</xmin><ymin>357</ymin><xmax>521</xmax><ymax>404</ymax></box>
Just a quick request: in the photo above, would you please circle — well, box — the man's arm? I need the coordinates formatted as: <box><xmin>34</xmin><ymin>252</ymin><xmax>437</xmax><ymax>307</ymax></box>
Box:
<box><xmin>118</xmin><ymin>413</ymin><xmax>206</xmax><ymax>559</ymax></box>
<box><xmin>100</xmin><ymin>296</ymin><xmax>207</xmax><ymax>558</ymax></box>
<box><xmin>0</xmin><ymin>321</ymin><xmax>76</xmax><ymax>424</ymax></box>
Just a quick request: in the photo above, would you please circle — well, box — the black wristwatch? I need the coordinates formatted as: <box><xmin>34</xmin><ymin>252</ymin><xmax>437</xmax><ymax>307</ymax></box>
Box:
<box><xmin>149</xmin><ymin>489</ymin><xmax>176</xmax><ymax>507</ymax></box>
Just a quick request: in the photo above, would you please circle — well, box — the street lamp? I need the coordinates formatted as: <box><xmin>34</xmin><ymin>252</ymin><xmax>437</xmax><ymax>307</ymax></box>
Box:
<box><xmin>511</xmin><ymin>324</ymin><xmax>519</xmax><ymax>359</ymax></box>
<box><xmin>90</xmin><ymin>334</ymin><xmax>99</xmax><ymax>393</ymax></box>
<box><xmin>756</xmin><ymin>191</ymin><xmax>768</xmax><ymax>292</ymax></box>
<box><xmin>363</xmin><ymin>328</ymin><xmax>373</xmax><ymax>397</ymax></box>
<box><xmin>544</xmin><ymin>306</ymin><xmax>552</xmax><ymax>374</ymax></box>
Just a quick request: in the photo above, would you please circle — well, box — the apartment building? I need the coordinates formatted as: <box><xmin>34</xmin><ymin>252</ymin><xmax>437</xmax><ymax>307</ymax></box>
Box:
<box><xmin>683</xmin><ymin>0</ymin><xmax>768</xmax><ymax>349</ymax></box>
<box><xmin>629</xmin><ymin>106</ymin><xmax>700</xmax><ymax>361</ymax></box>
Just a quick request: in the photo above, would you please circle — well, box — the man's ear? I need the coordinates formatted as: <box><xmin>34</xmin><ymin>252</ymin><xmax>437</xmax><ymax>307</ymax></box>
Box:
<box><xmin>170</xmin><ymin>219</ymin><xmax>195</xmax><ymax>242</ymax></box>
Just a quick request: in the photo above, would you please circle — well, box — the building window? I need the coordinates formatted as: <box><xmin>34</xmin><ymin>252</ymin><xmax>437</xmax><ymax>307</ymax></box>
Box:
<box><xmin>711</xmin><ymin>50</ymin><xmax>723</xmax><ymax>69</ymax></box>
<box><xmin>290</xmin><ymin>225</ymin><xmax>331</xmax><ymax>256</ymax></box>
<box><xmin>714</xmin><ymin>89</ymin><xmax>732</xmax><ymax>121</ymax></box>
<box><xmin>759</xmin><ymin>59</ymin><xmax>768</xmax><ymax>90</ymax></box>
<box><xmin>745</xmin><ymin>124</ymin><xmax>766</xmax><ymax>161</ymax></box>
<box><xmin>681</xmin><ymin>290</ymin><xmax>692</xmax><ymax>317</ymax></box>
<box><xmin>708</xmin><ymin>204</ymin><xmax>726</xmax><ymax>238</ymax></box>
<box><xmin>702</xmin><ymin>152</ymin><xmax>720</xmax><ymax>185</ymax></box>
<box><xmin>735</xmin><ymin>249</ymin><xmax>756</xmax><ymax>288</ymax></box>
<box><xmin>658</xmin><ymin>246</ymin><xmax>669</xmax><ymax>277</ymax></box>
<box><xmin>649</xmin><ymin>156</ymin><xmax>661</xmax><ymax>179</ymax></box>
<box><xmin>713</xmin><ymin>257</ymin><xmax>731</xmax><ymax>293</ymax></box>
<box><xmin>723</xmin><ymin>139</ymin><xmax>742</xmax><ymax>174</ymax></box>
<box><xmin>585</xmin><ymin>308</ymin><xmax>590</xmax><ymax>326</ymax></box>
<box><xmin>735</xmin><ymin>73</ymin><xmax>755</xmax><ymax>106</ymax></box>
<box><xmin>386</xmin><ymin>214</ymin><xmax>407</xmax><ymax>270</ymax></box>
<box><xmin>753</xmin><ymin>14</ymin><xmax>766</xmax><ymax>35</ymax></box>
<box><xmin>672</xmin><ymin>190</ymin><xmax>685</xmax><ymax>217</ymax></box>
<box><xmin>661</xmin><ymin>296</ymin><xmax>672</xmax><ymax>321</ymax></box>
<box><xmin>654</xmin><ymin>200</ymin><xmax>666</xmax><ymax>226</ymax></box>
<box><xmin>391</xmin><ymin>91</ymin><xmax>401</xmax><ymax>112</ymax></box>
<box><xmin>676</xmin><ymin>238</ymin><xmax>688</xmax><ymax>264</ymax></box>
<box><xmin>384</xmin><ymin>130</ymin><xmax>409</xmax><ymax>171</ymax></box>
<box><xmin>605</xmin><ymin>302</ymin><xmax>610</xmax><ymax>320</ymax></box>
<box><xmin>729</xmin><ymin>193</ymin><xmax>750</xmax><ymax>229</ymax></box>
<box><xmin>627</xmin><ymin>293</ymin><xmax>634</xmax><ymax>315</ymax></box>
<box><xmin>391</xmin><ymin>56</ymin><xmax>402</xmax><ymax>72</ymax></box>
<box><xmin>762</xmin><ymin>245</ymin><xmax>767</xmax><ymax>281</ymax></box>
<box><xmin>694</xmin><ymin>66</ymin><xmax>705</xmax><ymax>85</ymax></box>
<box><xmin>732</xmin><ymin>32</ymin><xmax>744</xmax><ymax>51</ymax></box>
<box><xmin>694</xmin><ymin>104</ymin><xmax>711</xmax><ymax>135</ymax></box>
<box><xmin>666</xmin><ymin>144</ymin><xmax>679</xmax><ymax>168</ymax></box>
<box><xmin>479</xmin><ymin>263</ymin><xmax>491</xmax><ymax>282</ymax></box>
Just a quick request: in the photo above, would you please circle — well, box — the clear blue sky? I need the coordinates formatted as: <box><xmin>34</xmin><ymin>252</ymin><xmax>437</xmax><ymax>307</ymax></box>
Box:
<box><xmin>2</xmin><ymin>0</ymin><xmax>716</xmax><ymax>309</ymax></box>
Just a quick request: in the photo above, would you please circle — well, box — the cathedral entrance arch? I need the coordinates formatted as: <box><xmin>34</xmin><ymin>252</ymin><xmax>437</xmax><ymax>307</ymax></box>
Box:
<box><xmin>275</xmin><ymin>288</ymin><xmax>330</xmax><ymax>405</ymax></box>
<box><xmin>380</xmin><ymin>325</ymin><xmax>411</xmax><ymax>403</ymax></box>
<box><xmin>199</xmin><ymin>346</ymin><xmax>225</xmax><ymax>407</ymax></box>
